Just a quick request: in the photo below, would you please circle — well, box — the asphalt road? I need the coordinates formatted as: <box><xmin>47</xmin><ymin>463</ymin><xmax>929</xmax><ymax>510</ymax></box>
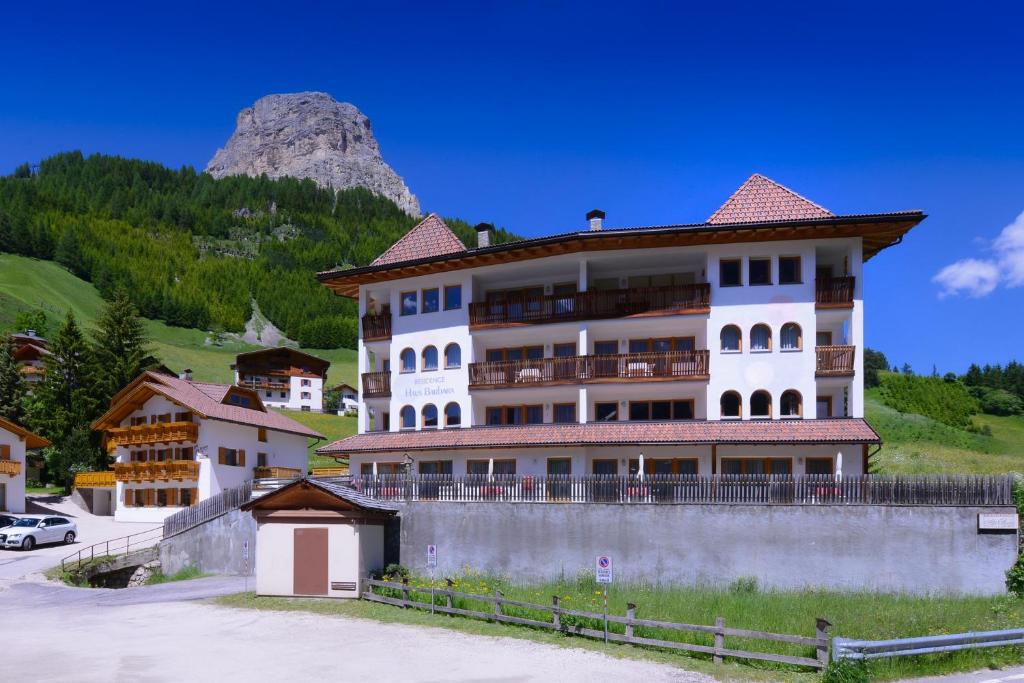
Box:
<box><xmin>901</xmin><ymin>668</ymin><xmax>1024</xmax><ymax>683</ymax></box>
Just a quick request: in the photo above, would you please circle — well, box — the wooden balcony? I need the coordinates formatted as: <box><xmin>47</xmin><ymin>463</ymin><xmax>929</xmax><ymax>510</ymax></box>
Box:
<box><xmin>362</xmin><ymin>371</ymin><xmax>391</xmax><ymax>398</ymax></box>
<box><xmin>114</xmin><ymin>460</ymin><xmax>200</xmax><ymax>483</ymax></box>
<box><xmin>362</xmin><ymin>313</ymin><xmax>392</xmax><ymax>341</ymax></box>
<box><xmin>816</xmin><ymin>345</ymin><xmax>856</xmax><ymax>377</ymax></box>
<box><xmin>311</xmin><ymin>465</ymin><xmax>349</xmax><ymax>477</ymax></box>
<box><xmin>253</xmin><ymin>466</ymin><xmax>303</xmax><ymax>479</ymax></box>
<box><xmin>106</xmin><ymin>421</ymin><xmax>198</xmax><ymax>449</ymax></box>
<box><xmin>469</xmin><ymin>283</ymin><xmax>711</xmax><ymax>329</ymax></box>
<box><xmin>74</xmin><ymin>471</ymin><xmax>116</xmax><ymax>488</ymax></box>
<box><xmin>239</xmin><ymin>377</ymin><xmax>290</xmax><ymax>391</ymax></box>
<box><xmin>469</xmin><ymin>350</ymin><xmax>710</xmax><ymax>389</ymax></box>
<box><xmin>0</xmin><ymin>460</ymin><xmax>22</xmax><ymax>477</ymax></box>
<box><xmin>815</xmin><ymin>276</ymin><xmax>855</xmax><ymax>308</ymax></box>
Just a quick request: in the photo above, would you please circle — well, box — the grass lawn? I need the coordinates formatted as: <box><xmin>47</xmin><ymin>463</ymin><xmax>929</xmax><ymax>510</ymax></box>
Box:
<box><xmin>217</xmin><ymin>576</ymin><xmax>1024</xmax><ymax>682</ymax></box>
<box><xmin>25</xmin><ymin>485</ymin><xmax>63</xmax><ymax>495</ymax></box>
<box><xmin>275</xmin><ymin>409</ymin><xmax>356</xmax><ymax>469</ymax></box>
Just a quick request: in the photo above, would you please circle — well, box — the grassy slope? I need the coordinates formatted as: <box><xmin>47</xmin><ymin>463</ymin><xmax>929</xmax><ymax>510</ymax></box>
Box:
<box><xmin>275</xmin><ymin>409</ymin><xmax>356</xmax><ymax>469</ymax></box>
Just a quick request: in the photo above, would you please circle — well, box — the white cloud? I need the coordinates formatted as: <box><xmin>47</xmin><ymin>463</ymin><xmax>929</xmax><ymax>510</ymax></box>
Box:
<box><xmin>933</xmin><ymin>210</ymin><xmax>1024</xmax><ymax>298</ymax></box>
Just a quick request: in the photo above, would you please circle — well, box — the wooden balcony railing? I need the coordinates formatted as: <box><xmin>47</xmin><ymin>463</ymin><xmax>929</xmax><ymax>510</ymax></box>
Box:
<box><xmin>0</xmin><ymin>460</ymin><xmax>22</xmax><ymax>477</ymax></box>
<box><xmin>816</xmin><ymin>345</ymin><xmax>856</xmax><ymax>377</ymax></box>
<box><xmin>311</xmin><ymin>465</ymin><xmax>349</xmax><ymax>477</ymax></box>
<box><xmin>469</xmin><ymin>283</ymin><xmax>711</xmax><ymax>328</ymax></box>
<box><xmin>114</xmin><ymin>460</ymin><xmax>200</xmax><ymax>482</ymax></box>
<box><xmin>106</xmin><ymin>422</ymin><xmax>198</xmax><ymax>449</ymax></box>
<box><xmin>253</xmin><ymin>466</ymin><xmax>303</xmax><ymax>479</ymax></box>
<box><xmin>362</xmin><ymin>371</ymin><xmax>391</xmax><ymax>398</ymax></box>
<box><xmin>362</xmin><ymin>313</ymin><xmax>392</xmax><ymax>341</ymax></box>
<box><xmin>469</xmin><ymin>350</ymin><xmax>710</xmax><ymax>388</ymax></box>
<box><xmin>239</xmin><ymin>377</ymin><xmax>290</xmax><ymax>391</ymax></box>
<box><xmin>74</xmin><ymin>471</ymin><xmax>116</xmax><ymax>488</ymax></box>
<box><xmin>815</xmin><ymin>276</ymin><xmax>855</xmax><ymax>308</ymax></box>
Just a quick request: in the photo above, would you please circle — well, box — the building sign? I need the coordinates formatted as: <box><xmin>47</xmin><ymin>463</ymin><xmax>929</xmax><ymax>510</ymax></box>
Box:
<box><xmin>595</xmin><ymin>554</ymin><xmax>613</xmax><ymax>584</ymax></box>
<box><xmin>978</xmin><ymin>513</ymin><xmax>1019</xmax><ymax>531</ymax></box>
<box><xmin>427</xmin><ymin>544</ymin><xmax>437</xmax><ymax>568</ymax></box>
<box><xmin>402</xmin><ymin>375</ymin><xmax>455</xmax><ymax>399</ymax></box>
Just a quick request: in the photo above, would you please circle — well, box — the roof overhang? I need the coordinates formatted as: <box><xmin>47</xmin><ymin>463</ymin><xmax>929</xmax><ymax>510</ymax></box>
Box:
<box><xmin>0</xmin><ymin>417</ymin><xmax>51</xmax><ymax>450</ymax></box>
<box><xmin>318</xmin><ymin>212</ymin><xmax>925</xmax><ymax>298</ymax></box>
<box><xmin>240</xmin><ymin>477</ymin><xmax>399</xmax><ymax>514</ymax></box>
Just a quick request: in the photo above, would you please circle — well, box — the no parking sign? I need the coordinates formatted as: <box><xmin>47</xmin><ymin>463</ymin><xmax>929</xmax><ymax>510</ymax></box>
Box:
<box><xmin>595</xmin><ymin>554</ymin><xmax>613</xmax><ymax>584</ymax></box>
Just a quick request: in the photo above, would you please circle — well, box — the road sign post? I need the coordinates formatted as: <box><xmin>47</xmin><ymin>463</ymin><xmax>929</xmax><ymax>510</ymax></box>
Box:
<box><xmin>427</xmin><ymin>544</ymin><xmax>437</xmax><ymax>614</ymax></box>
<box><xmin>595</xmin><ymin>555</ymin><xmax>613</xmax><ymax>643</ymax></box>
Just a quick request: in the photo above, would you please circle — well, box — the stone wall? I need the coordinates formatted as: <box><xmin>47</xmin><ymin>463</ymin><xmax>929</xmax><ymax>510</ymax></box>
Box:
<box><xmin>160</xmin><ymin>508</ymin><xmax>255</xmax><ymax>576</ymax></box>
<box><xmin>394</xmin><ymin>503</ymin><xmax>1018</xmax><ymax>595</ymax></box>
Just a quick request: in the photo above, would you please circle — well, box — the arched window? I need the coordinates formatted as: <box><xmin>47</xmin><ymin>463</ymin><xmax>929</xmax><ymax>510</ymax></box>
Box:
<box><xmin>422</xmin><ymin>345</ymin><xmax>438</xmax><ymax>371</ymax></box>
<box><xmin>780</xmin><ymin>323</ymin><xmax>802</xmax><ymax>351</ymax></box>
<box><xmin>720</xmin><ymin>325</ymin><xmax>741</xmax><ymax>352</ymax></box>
<box><xmin>400</xmin><ymin>348</ymin><xmax>416</xmax><ymax>373</ymax></box>
<box><xmin>721</xmin><ymin>391</ymin><xmax>741</xmax><ymax>419</ymax></box>
<box><xmin>444</xmin><ymin>343</ymin><xmax>461</xmax><ymax>369</ymax></box>
<box><xmin>444</xmin><ymin>402</ymin><xmax>461</xmax><ymax>427</ymax></box>
<box><xmin>422</xmin><ymin>404</ymin><xmax>438</xmax><ymax>428</ymax></box>
<box><xmin>781</xmin><ymin>390</ymin><xmax>802</xmax><ymax>418</ymax></box>
<box><xmin>400</xmin><ymin>405</ymin><xmax>416</xmax><ymax>429</ymax></box>
<box><xmin>750</xmin><ymin>324</ymin><xmax>772</xmax><ymax>352</ymax></box>
<box><xmin>750</xmin><ymin>390</ymin><xmax>772</xmax><ymax>418</ymax></box>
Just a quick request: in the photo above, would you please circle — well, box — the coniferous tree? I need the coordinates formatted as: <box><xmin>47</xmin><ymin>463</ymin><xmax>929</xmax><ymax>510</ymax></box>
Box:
<box><xmin>0</xmin><ymin>335</ymin><xmax>26</xmax><ymax>423</ymax></box>
<box><xmin>92</xmin><ymin>289</ymin><xmax>157</xmax><ymax>405</ymax></box>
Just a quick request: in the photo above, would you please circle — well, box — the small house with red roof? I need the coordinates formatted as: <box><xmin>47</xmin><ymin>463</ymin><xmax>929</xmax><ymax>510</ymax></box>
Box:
<box><xmin>92</xmin><ymin>369</ymin><xmax>323</xmax><ymax>523</ymax></box>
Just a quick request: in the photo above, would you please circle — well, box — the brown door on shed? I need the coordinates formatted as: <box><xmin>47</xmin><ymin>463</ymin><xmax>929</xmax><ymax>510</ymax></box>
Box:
<box><xmin>293</xmin><ymin>528</ymin><xmax>329</xmax><ymax>596</ymax></box>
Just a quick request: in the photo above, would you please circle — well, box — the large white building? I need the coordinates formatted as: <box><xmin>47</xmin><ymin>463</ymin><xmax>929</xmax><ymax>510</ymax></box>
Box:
<box><xmin>316</xmin><ymin>174</ymin><xmax>925</xmax><ymax>479</ymax></box>
<box><xmin>92</xmin><ymin>370</ymin><xmax>322</xmax><ymax>522</ymax></box>
<box><xmin>0</xmin><ymin>417</ymin><xmax>50</xmax><ymax>513</ymax></box>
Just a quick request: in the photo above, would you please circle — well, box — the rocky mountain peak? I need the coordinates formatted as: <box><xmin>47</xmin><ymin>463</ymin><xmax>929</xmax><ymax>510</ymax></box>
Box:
<box><xmin>206</xmin><ymin>92</ymin><xmax>420</xmax><ymax>216</ymax></box>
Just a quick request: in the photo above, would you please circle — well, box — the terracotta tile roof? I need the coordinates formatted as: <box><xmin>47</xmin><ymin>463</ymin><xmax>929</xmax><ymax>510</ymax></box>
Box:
<box><xmin>371</xmin><ymin>213</ymin><xmax>466</xmax><ymax>266</ymax></box>
<box><xmin>93</xmin><ymin>371</ymin><xmax>323</xmax><ymax>439</ymax></box>
<box><xmin>707</xmin><ymin>174</ymin><xmax>834</xmax><ymax>225</ymax></box>
<box><xmin>318</xmin><ymin>419</ymin><xmax>880</xmax><ymax>454</ymax></box>
<box><xmin>0</xmin><ymin>416</ymin><xmax>50</xmax><ymax>450</ymax></box>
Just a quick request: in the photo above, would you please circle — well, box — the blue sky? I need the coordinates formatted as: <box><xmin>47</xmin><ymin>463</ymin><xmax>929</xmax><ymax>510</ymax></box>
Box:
<box><xmin>2</xmin><ymin>1</ymin><xmax>1022</xmax><ymax>373</ymax></box>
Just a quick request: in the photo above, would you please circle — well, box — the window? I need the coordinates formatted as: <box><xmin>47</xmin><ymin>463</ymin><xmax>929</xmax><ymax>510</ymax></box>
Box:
<box><xmin>174</xmin><ymin>412</ymin><xmax>192</xmax><ymax>423</ymax></box>
<box><xmin>629</xmin><ymin>337</ymin><xmax>695</xmax><ymax>353</ymax></box>
<box><xmin>749</xmin><ymin>258</ymin><xmax>771</xmax><ymax>285</ymax></box>
<box><xmin>400</xmin><ymin>291</ymin><xmax>417</xmax><ymax>316</ymax></box>
<box><xmin>257</xmin><ymin>428</ymin><xmax>267</xmax><ymax>443</ymax></box>
<box><xmin>130</xmin><ymin>416</ymin><xmax>147</xmax><ymax>426</ymax></box>
<box><xmin>418</xmin><ymin>460</ymin><xmax>453</xmax><ymax>475</ymax></box>
<box><xmin>444</xmin><ymin>285</ymin><xmax>462</xmax><ymax>310</ymax></box>
<box><xmin>750</xmin><ymin>390</ymin><xmax>772</xmax><ymax>418</ymax></box>
<box><xmin>228</xmin><ymin>394</ymin><xmax>250</xmax><ymax>407</ymax></box>
<box><xmin>218</xmin><ymin>448</ymin><xmax>245</xmax><ymax>467</ymax></box>
<box><xmin>444</xmin><ymin>343</ymin><xmax>461</xmax><ymax>369</ymax></box>
<box><xmin>750</xmin><ymin>324</ymin><xmax>771</xmax><ymax>352</ymax></box>
<box><xmin>301</xmin><ymin>392</ymin><xmax>311</xmax><ymax>400</ymax></box>
<box><xmin>779</xmin><ymin>256</ymin><xmax>802</xmax><ymax>284</ymax></box>
<box><xmin>467</xmin><ymin>459</ymin><xmax>516</xmax><ymax>475</ymax></box>
<box><xmin>806</xmin><ymin>457</ymin><xmax>833</xmax><ymax>475</ymax></box>
<box><xmin>816</xmin><ymin>396</ymin><xmax>833</xmax><ymax>419</ymax></box>
<box><xmin>720</xmin><ymin>325</ymin><xmax>741</xmax><ymax>352</ymax></box>
<box><xmin>553</xmin><ymin>403</ymin><xmax>577</xmax><ymax>423</ymax></box>
<box><xmin>486</xmin><ymin>346</ymin><xmax>543</xmax><ymax>362</ymax></box>
<box><xmin>816</xmin><ymin>331</ymin><xmax>833</xmax><ymax>346</ymax></box>
<box><xmin>301</xmin><ymin>379</ymin><xmax>311</xmax><ymax>387</ymax></box>
<box><xmin>422</xmin><ymin>346</ymin><xmax>438</xmax><ymax>371</ymax></box>
<box><xmin>444</xmin><ymin>402</ymin><xmax>461</xmax><ymax>427</ymax></box>
<box><xmin>400</xmin><ymin>348</ymin><xmax>416</xmax><ymax>373</ymax></box>
<box><xmin>180</xmin><ymin>488</ymin><xmax>194</xmax><ymax>506</ymax></box>
<box><xmin>422</xmin><ymin>288</ymin><xmax>439</xmax><ymax>313</ymax></box>
<box><xmin>593</xmin><ymin>459</ymin><xmax>618</xmax><ymax>475</ymax></box>
<box><xmin>781</xmin><ymin>323</ymin><xmax>802</xmax><ymax>351</ymax></box>
<box><xmin>279</xmin><ymin>391</ymin><xmax>286</xmax><ymax>398</ymax></box>
<box><xmin>721</xmin><ymin>458</ymin><xmax>792</xmax><ymax>475</ymax></box>
<box><xmin>594</xmin><ymin>402</ymin><xmax>618</xmax><ymax>421</ymax></box>
<box><xmin>628</xmin><ymin>400</ymin><xmax>694</xmax><ymax>421</ymax></box>
<box><xmin>176</xmin><ymin>447</ymin><xmax>194</xmax><ymax>460</ymax></box>
<box><xmin>721</xmin><ymin>391</ymin><xmax>741</xmax><ymax>419</ymax></box>
<box><xmin>265</xmin><ymin>391</ymin><xmax>271</xmax><ymax>398</ymax></box>
<box><xmin>719</xmin><ymin>259</ymin><xmax>742</xmax><ymax>286</ymax></box>
<box><xmin>422</xmin><ymin>404</ymin><xmax>438</xmax><ymax>429</ymax></box>
<box><xmin>485</xmin><ymin>405</ymin><xmax>543</xmax><ymax>425</ymax></box>
<box><xmin>630</xmin><ymin>458</ymin><xmax>698</xmax><ymax>476</ymax></box>
<box><xmin>400</xmin><ymin>405</ymin><xmax>416</xmax><ymax>430</ymax></box>
<box><xmin>361</xmin><ymin>462</ymin><xmax>403</xmax><ymax>475</ymax></box>
<box><xmin>593</xmin><ymin>340</ymin><xmax>619</xmax><ymax>356</ymax></box>
<box><xmin>781</xmin><ymin>390</ymin><xmax>802</xmax><ymax>418</ymax></box>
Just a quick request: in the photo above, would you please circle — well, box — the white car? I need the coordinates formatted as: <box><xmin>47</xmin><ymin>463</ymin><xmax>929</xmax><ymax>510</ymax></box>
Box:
<box><xmin>0</xmin><ymin>515</ymin><xmax>77</xmax><ymax>550</ymax></box>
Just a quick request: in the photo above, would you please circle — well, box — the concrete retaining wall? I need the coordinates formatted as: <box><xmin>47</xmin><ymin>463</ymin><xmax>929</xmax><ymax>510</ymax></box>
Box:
<box><xmin>160</xmin><ymin>508</ymin><xmax>255</xmax><ymax>576</ymax></box>
<box><xmin>394</xmin><ymin>503</ymin><xmax>1018</xmax><ymax>595</ymax></box>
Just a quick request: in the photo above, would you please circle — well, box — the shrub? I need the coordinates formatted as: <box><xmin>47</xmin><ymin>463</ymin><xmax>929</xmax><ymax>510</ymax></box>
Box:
<box><xmin>822</xmin><ymin>659</ymin><xmax>869</xmax><ymax>683</ymax></box>
<box><xmin>977</xmin><ymin>388</ymin><xmax>1024</xmax><ymax>416</ymax></box>
<box><xmin>728</xmin><ymin>576</ymin><xmax>759</xmax><ymax>594</ymax></box>
<box><xmin>877</xmin><ymin>373</ymin><xmax>979</xmax><ymax>429</ymax></box>
<box><xmin>1006</xmin><ymin>556</ymin><xmax>1024</xmax><ymax>596</ymax></box>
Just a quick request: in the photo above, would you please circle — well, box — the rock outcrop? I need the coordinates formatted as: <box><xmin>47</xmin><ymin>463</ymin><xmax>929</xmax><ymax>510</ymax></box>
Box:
<box><xmin>207</xmin><ymin>92</ymin><xmax>420</xmax><ymax>216</ymax></box>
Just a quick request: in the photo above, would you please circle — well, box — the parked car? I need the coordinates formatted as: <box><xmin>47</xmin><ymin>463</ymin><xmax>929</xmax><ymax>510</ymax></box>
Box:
<box><xmin>0</xmin><ymin>514</ymin><xmax>18</xmax><ymax>531</ymax></box>
<box><xmin>0</xmin><ymin>515</ymin><xmax>77</xmax><ymax>550</ymax></box>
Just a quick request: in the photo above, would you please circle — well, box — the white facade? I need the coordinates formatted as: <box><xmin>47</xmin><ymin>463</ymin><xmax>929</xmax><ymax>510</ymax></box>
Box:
<box><xmin>0</xmin><ymin>427</ymin><xmax>28</xmax><ymax>514</ymax></box>
<box><xmin>235</xmin><ymin>371</ymin><xmax>324</xmax><ymax>412</ymax></box>
<box><xmin>112</xmin><ymin>394</ymin><xmax>310</xmax><ymax>523</ymax></box>
<box><xmin>350</xmin><ymin>235</ymin><xmax>866</xmax><ymax>476</ymax></box>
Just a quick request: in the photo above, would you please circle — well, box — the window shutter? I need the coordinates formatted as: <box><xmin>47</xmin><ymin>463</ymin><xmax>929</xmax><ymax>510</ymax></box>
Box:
<box><xmin>218</xmin><ymin>447</ymin><xmax>226</xmax><ymax>465</ymax></box>
<box><xmin>0</xmin><ymin>445</ymin><xmax>9</xmax><ymax>460</ymax></box>
<box><xmin>166</xmin><ymin>488</ymin><xmax>178</xmax><ymax>506</ymax></box>
<box><xmin>124</xmin><ymin>489</ymin><xmax>134</xmax><ymax>506</ymax></box>
<box><xmin>190</xmin><ymin>488</ymin><xmax>199</xmax><ymax>506</ymax></box>
<box><xmin>238</xmin><ymin>450</ymin><xmax>246</xmax><ymax>467</ymax></box>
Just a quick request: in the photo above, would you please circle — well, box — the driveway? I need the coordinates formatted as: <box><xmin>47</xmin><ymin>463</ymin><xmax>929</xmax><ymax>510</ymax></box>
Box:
<box><xmin>0</xmin><ymin>494</ymin><xmax>158</xmax><ymax>581</ymax></box>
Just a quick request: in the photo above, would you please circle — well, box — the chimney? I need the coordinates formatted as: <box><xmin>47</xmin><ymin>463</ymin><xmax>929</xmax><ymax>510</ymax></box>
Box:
<box><xmin>586</xmin><ymin>209</ymin><xmax>605</xmax><ymax>231</ymax></box>
<box><xmin>474</xmin><ymin>222</ymin><xmax>494</xmax><ymax>248</ymax></box>
<box><xmin>180</xmin><ymin>368</ymin><xmax>193</xmax><ymax>381</ymax></box>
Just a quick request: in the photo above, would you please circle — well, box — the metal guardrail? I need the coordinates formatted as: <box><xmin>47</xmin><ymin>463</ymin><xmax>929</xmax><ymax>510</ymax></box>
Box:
<box><xmin>833</xmin><ymin>629</ymin><xmax>1024</xmax><ymax>661</ymax></box>
<box><xmin>60</xmin><ymin>526</ymin><xmax>163</xmax><ymax>573</ymax></box>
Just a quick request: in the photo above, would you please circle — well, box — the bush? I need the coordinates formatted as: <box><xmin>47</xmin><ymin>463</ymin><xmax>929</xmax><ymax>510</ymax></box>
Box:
<box><xmin>728</xmin><ymin>576</ymin><xmax>758</xmax><ymax>594</ymax></box>
<box><xmin>1007</xmin><ymin>555</ymin><xmax>1024</xmax><ymax>596</ymax></box>
<box><xmin>822</xmin><ymin>659</ymin><xmax>869</xmax><ymax>683</ymax></box>
<box><xmin>877</xmin><ymin>373</ymin><xmax>979</xmax><ymax>429</ymax></box>
<box><xmin>977</xmin><ymin>388</ymin><xmax>1024</xmax><ymax>416</ymax></box>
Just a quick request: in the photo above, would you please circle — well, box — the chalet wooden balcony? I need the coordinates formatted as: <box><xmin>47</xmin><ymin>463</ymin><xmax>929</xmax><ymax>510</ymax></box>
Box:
<box><xmin>114</xmin><ymin>460</ymin><xmax>199</xmax><ymax>483</ymax></box>
<box><xmin>468</xmin><ymin>283</ymin><xmax>711</xmax><ymax>329</ymax></box>
<box><xmin>816</xmin><ymin>345</ymin><xmax>856</xmax><ymax>377</ymax></box>
<box><xmin>253</xmin><ymin>466</ymin><xmax>303</xmax><ymax>479</ymax></box>
<box><xmin>362</xmin><ymin>312</ymin><xmax>392</xmax><ymax>341</ymax></box>
<box><xmin>74</xmin><ymin>471</ymin><xmax>116</xmax><ymax>488</ymax></box>
<box><xmin>815</xmin><ymin>276</ymin><xmax>855</xmax><ymax>308</ymax></box>
<box><xmin>106</xmin><ymin>422</ymin><xmax>198</xmax><ymax>449</ymax></box>
<box><xmin>362</xmin><ymin>371</ymin><xmax>391</xmax><ymax>398</ymax></box>
<box><xmin>239</xmin><ymin>377</ymin><xmax>290</xmax><ymax>391</ymax></box>
<box><xmin>469</xmin><ymin>350</ymin><xmax>710</xmax><ymax>389</ymax></box>
<box><xmin>0</xmin><ymin>460</ymin><xmax>22</xmax><ymax>477</ymax></box>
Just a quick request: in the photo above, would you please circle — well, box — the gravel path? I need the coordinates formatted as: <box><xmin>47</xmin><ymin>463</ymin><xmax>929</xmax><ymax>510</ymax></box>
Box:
<box><xmin>0</xmin><ymin>591</ymin><xmax>711</xmax><ymax>682</ymax></box>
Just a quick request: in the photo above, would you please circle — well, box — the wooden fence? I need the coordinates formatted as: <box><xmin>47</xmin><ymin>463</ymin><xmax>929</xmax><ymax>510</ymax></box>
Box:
<box><xmin>162</xmin><ymin>480</ymin><xmax>253</xmax><ymax>538</ymax></box>
<box><xmin>346</xmin><ymin>474</ymin><xmax>1013</xmax><ymax>506</ymax></box>
<box><xmin>363</xmin><ymin>578</ymin><xmax>830</xmax><ymax>670</ymax></box>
